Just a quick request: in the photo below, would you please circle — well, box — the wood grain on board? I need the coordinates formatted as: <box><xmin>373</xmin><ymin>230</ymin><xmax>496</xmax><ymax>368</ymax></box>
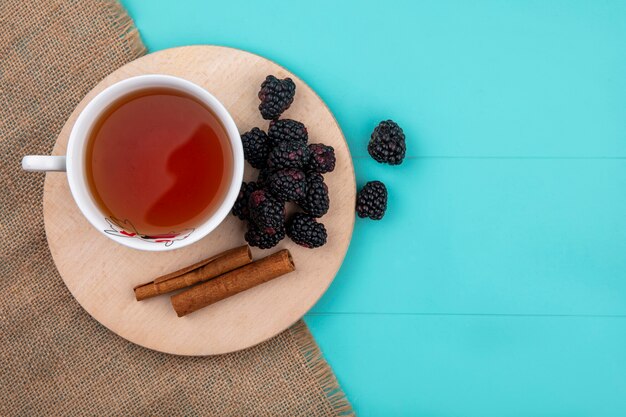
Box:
<box><xmin>43</xmin><ymin>46</ymin><xmax>355</xmax><ymax>355</ymax></box>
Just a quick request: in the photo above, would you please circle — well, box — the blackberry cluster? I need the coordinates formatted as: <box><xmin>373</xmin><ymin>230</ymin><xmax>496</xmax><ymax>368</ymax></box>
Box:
<box><xmin>268</xmin><ymin>168</ymin><xmax>308</xmax><ymax>202</ymax></box>
<box><xmin>356</xmin><ymin>181</ymin><xmax>387</xmax><ymax>220</ymax></box>
<box><xmin>307</xmin><ymin>143</ymin><xmax>335</xmax><ymax>174</ymax></box>
<box><xmin>298</xmin><ymin>173</ymin><xmax>329</xmax><ymax>218</ymax></box>
<box><xmin>268</xmin><ymin>119</ymin><xmax>308</xmax><ymax>146</ymax></box>
<box><xmin>368</xmin><ymin>120</ymin><xmax>406</xmax><ymax>165</ymax></box>
<box><xmin>287</xmin><ymin>214</ymin><xmax>327</xmax><ymax>248</ymax></box>
<box><xmin>231</xmin><ymin>74</ymin><xmax>338</xmax><ymax>249</ymax></box>
<box><xmin>248</xmin><ymin>190</ymin><xmax>285</xmax><ymax>235</ymax></box>
<box><xmin>232</xmin><ymin>181</ymin><xmax>259</xmax><ymax>220</ymax></box>
<box><xmin>256</xmin><ymin>167</ymin><xmax>273</xmax><ymax>188</ymax></box>
<box><xmin>268</xmin><ymin>140</ymin><xmax>310</xmax><ymax>169</ymax></box>
<box><xmin>245</xmin><ymin>222</ymin><xmax>286</xmax><ymax>249</ymax></box>
<box><xmin>241</xmin><ymin>128</ymin><xmax>270</xmax><ymax>169</ymax></box>
<box><xmin>258</xmin><ymin>76</ymin><xmax>296</xmax><ymax>120</ymax></box>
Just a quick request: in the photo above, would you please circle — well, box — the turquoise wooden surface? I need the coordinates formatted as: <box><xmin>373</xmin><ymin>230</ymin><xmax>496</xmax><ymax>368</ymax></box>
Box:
<box><xmin>315</xmin><ymin>158</ymin><xmax>626</xmax><ymax>315</ymax></box>
<box><xmin>307</xmin><ymin>314</ymin><xmax>626</xmax><ymax>417</ymax></box>
<box><xmin>122</xmin><ymin>1</ymin><xmax>626</xmax><ymax>415</ymax></box>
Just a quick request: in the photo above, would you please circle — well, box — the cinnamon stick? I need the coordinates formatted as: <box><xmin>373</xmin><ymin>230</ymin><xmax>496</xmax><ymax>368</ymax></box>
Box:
<box><xmin>171</xmin><ymin>249</ymin><xmax>295</xmax><ymax>317</ymax></box>
<box><xmin>134</xmin><ymin>245</ymin><xmax>252</xmax><ymax>301</ymax></box>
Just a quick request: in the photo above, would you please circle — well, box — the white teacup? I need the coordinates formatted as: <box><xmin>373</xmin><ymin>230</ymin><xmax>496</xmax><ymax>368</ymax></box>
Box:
<box><xmin>22</xmin><ymin>74</ymin><xmax>244</xmax><ymax>251</ymax></box>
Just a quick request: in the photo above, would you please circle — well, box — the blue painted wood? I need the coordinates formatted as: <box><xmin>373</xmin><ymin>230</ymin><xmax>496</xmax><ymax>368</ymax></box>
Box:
<box><xmin>122</xmin><ymin>0</ymin><xmax>626</xmax><ymax>157</ymax></box>
<box><xmin>120</xmin><ymin>0</ymin><xmax>626</xmax><ymax>414</ymax></box>
<box><xmin>306</xmin><ymin>314</ymin><xmax>626</xmax><ymax>417</ymax></box>
<box><xmin>312</xmin><ymin>157</ymin><xmax>626</xmax><ymax>315</ymax></box>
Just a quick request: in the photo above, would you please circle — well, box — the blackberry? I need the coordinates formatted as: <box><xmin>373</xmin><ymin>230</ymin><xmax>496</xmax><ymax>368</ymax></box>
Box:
<box><xmin>287</xmin><ymin>213</ymin><xmax>327</xmax><ymax>248</ymax></box>
<box><xmin>258</xmin><ymin>75</ymin><xmax>296</xmax><ymax>120</ymax></box>
<box><xmin>268</xmin><ymin>140</ymin><xmax>311</xmax><ymax>169</ymax></box>
<box><xmin>256</xmin><ymin>167</ymin><xmax>273</xmax><ymax>188</ymax></box>
<box><xmin>268</xmin><ymin>119</ymin><xmax>308</xmax><ymax>146</ymax></box>
<box><xmin>297</xmin><ymin>173</ymin><xmax>329</xmax><ymax>218</ymax></box>
<box><xmin>368</xmin><ymin>120</ymin><xmax>406</xmax><ymax>165</ymax></box>
<box><xmin>248</xmin><ymin>190</ymin><xmax>285</xmax><ymax>234</ymax></box>
<box><xmin>356</xmin><ymin>181</ymin><xmax>387</xmax><ymax>220</ymax></box>
<box><xmin>268</xmin><ymin>168</ymin><xmax>307</xmax><ymax>202</ymax></box>
<box><xmin>241</xmin><ymin>128</ymin><xmax>270</xmax><ymax>169</ymax></box>
<box><xmin>231</xmin><ymin>181</ymin><xmax>259</xmax><ymax>220</ymax></box>
<box><xmin>245</xmin><ymin>221</ymin><xmax>285</xmax><ymax>249</ymax></box>
<box><xmin>307</xmin><ymin>143</ymin><xmax>335</xmax><ymax>174</ymax></box>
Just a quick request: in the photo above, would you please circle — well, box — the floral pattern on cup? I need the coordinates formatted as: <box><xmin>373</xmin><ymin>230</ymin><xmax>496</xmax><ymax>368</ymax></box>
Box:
<box><xmin>104</xmin><ymin>217</ymin><xmax>193</xmax><ymax>247</ymax></box>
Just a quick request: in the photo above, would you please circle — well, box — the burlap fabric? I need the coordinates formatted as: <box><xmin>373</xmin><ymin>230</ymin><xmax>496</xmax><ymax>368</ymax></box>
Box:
<box><xmin>0</xmin><ymin>1</ymin><xmax>353</xmax><ymax>415</ymax></box>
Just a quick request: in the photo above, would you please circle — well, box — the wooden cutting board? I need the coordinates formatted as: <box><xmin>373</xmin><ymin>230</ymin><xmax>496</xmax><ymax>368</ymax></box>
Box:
<box><xmin>43</xmin><ymin>45</ymin><xmax>356</xmax><ymax>355</ymax></box>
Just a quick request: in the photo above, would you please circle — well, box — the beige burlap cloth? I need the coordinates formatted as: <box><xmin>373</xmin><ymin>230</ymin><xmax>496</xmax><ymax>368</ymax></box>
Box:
<box><xmin>0</xmin><ymin>1</ymin><xmax>353</xmax><ymax>415</ymax></box>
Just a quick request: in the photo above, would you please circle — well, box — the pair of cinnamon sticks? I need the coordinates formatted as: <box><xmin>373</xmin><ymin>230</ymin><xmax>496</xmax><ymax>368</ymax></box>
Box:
<box><xmin>134</xmin><ymin>245</ymin><xmax>295</xmax><ymax>317</ymax></box>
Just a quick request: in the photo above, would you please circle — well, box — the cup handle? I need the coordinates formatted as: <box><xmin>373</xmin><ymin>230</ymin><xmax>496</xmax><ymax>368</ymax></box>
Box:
<box><xmin>21</xmin><ymin>155</ymin><xmax>67</xmax><ymax>172</ymax></box>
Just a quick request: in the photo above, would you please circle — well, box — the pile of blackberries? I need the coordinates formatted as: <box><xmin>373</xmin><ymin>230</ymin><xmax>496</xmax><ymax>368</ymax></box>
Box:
<box><xmin>356</xmin><ymin>119</ymin><xmax>407</xmax><ymax>220</ymax></box>
<box><xmin>233</xmin><ymin>75</ymin><xmax>336</xmax><ymax>249</ymax></box>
